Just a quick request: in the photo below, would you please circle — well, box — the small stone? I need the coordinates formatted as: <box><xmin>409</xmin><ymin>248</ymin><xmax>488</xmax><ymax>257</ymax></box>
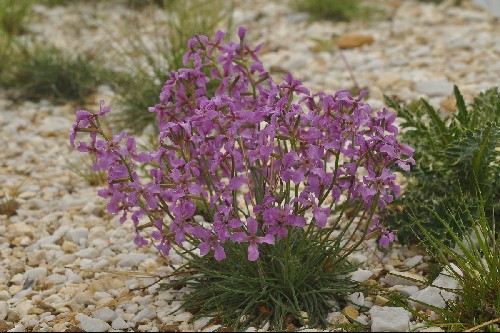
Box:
<box><xmin>369</xmin><ymin>306</ymin><xmax>412</xmax><ymax>332</ymax></box>
<box><xmin>94</xmin><ymin>291</ymin><xmax>112</xmax><ymax>300</ymax></box>
<box><xmin>117</xmin><ymin>253</ymin><xmax>149</xmax><ymax>267</ymax></box>
<box><xmin>335</xmin><ymin>33</ymin><xmax>374</xmax><ymax>49</ymax></box>
<box><xmin>0</xmin><ymin>321</ymin><xmax>14</xmax><ymax>331</ymax></box>
<box><xmin>173</xmin><ymin>311</ymin><xmax>192</xmax><ymax>323</ymax></box>
<box><xmin>327</xmin><ymin>312</ymin><xmax>349</xmax><ymax>325</ymax></box>
<box><xmin>0</xmin><ymin>291</ymin><xmax>10</xmax><ymax>301</ymax></box>
<box><xmin>440</xmin><ymin>97</ymin><xmax>457</xmax><ymax>112</ymax></box>
<box><xmin>61</xmin><ymin>241</ymin><xmax>77</xmax><ymax>253</ymax></box>
<box><xmin>0</xmin><ymin>302</ymin><xmax>8</xmax><ymax>320</ymax></box>
<box><xmin>410</xmin><ymin>286</ymin><xmax>457</xmax><ymax>310</ymax></box>
<box><xmin>374</xmin><ymin>295</ymin><xmax>389</xmax><ymax>306</ymax></box>
<box><xmin>389</xmin><ymin>285</ymin><xmax>420</xmax><ymax>297</ymax></box>
<box><xmin>7</xmin><ymin>324</ymin><xmax>26</xmax><ymax>332</ymax></box>
<box><xmin>193</xmin><ymin>317</ymin><xmax>212</xmax><ymax>331</ymax></box>
<box><xmin>89</xmin><ymin>278</ymin><xmax>124</xmax><ymax>293</ymax></box>
<box><xmin>111</xmin><ymin>317</ymin><xmax>130</xmax><ymax>330</ymax></box>
<box><xmin>133</xmin><ymin>307</ymin><xmax>156</xmax><ymax>323</ymax></box>
<box><xmin>419</xmin><ymin>327</ymin><xmax>445</xmax><ymax>332</ymax></box>
<box><xmin>74</xmin><ymin>291</ymin><xmax>93</xmax><ymax>305</ymax></box>
<box><xmin>76</xmin><ymin>313</ymin><xmax>111</xmax><ymax>332</ymax></box>
<box><xmin>404</xmin><ymin>255</ymin><xmax>423</xmax><ymax>268</ymax></box>
<box><xmin>66</xmin><ymin>227</ymin><xmax>88</xmax><ymax>244</ymax></box>
<box><xmin>350</xmin><ymin>269</ymin><xmax>373</xmax><ymax>283</ymax></box>
<box><xmin>383</xmin><ymin>271</ymin><xmax>426</xmax><ymax>286</ymax></box>
<box><xmin>24</xmin><ymin>267</ymin><xmax>48</xmax><ymax>286</ymax></box>
<box><xmin>348</xmin><ymin>292</ymin><xmax>364</xmax><ymax>307</ymax></box>
<box><xmin>7</xmin><ymin>223</ymin><xmax>35</xmax><ymax>238</ymax></box>
<box><xmin>92</xmin><ymin>307</ymin><xmax>118</xmax><ymax>322</ymax></box>
<box><xmin>342</xmin><ymin>305</ymin><xmax>359</xmax><ymax>319</ymax></box>
<box><xmin>75</xmin><ymin>248</ymin><xmax>98</xmax><ymax>259</ymax></box>
<box><xmin>415</xmin><ymin>78</ymin><xmax>453</xmax><ymax>97</ymax></box>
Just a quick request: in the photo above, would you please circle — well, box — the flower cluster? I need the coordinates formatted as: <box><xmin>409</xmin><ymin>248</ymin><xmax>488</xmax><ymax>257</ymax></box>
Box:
<box><xmin>70</xmin><ymin>28</ymin><xmax>414</xmax><ymax>262</ymax></box>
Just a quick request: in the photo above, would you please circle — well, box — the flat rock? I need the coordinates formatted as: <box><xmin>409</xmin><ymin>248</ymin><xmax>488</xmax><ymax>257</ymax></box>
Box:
<box><xmin>116</xmin><ymin>253</ymin><xmax>149</xmax><ymax>267</ymax></box>
<box><xmin>0</xmin><ymin>302</ymin><xmax>8</xmax><ymax>320</ymax></box>
<box><xmin>350</xmin><ymin>269</ymin><xmax>373</xmax><ymax>282</ymax></box>
<box><xmin>383</xmin><ymin>271</ymin><xmax>426</xmax><ymax>286</ymax></box>
<box><xmin>369</xmin><ymin>306</ymin><xmax>412</xmax><ymax>332</ymax></box>
<box><xmin>133</xmin><ymin>307</ymin><xmax>157</xmax><ymax>323</ymax></box>
<box><xmin>92</xmin><ymin>307</ymin><xmax>118</xmax><ymax>322</ymax></box>
<box><xmin>111</xmin><ymin>317</ymin><xmax>130</xmax><ymax>330</ymax></box>
<box><xmin>76</xmin><ymin>313</ymin><xmax>111</xmax><ymax>332</ymax></box>
<box><xmin>415</xmin><ymin>78</ymin><xmax>453</xmax><ymax>97</ymax></box>
<box><xmin>24</xmin><ymin>267</ymin><xmax>48</xmax><ymax>285</ymax></box>
<box><xmin>335</xmin><ymin>33</ymin><xmax>374</xmax><ymax>49</ymax></box>
<box><xmin>404</xmin><ymin>255</ymin><xmax>423</xmax><ymax>268</ymax></box>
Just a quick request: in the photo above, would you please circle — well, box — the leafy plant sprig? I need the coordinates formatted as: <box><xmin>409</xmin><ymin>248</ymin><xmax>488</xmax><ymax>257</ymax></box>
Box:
<box><xmin>384</xmin><ymin>86</ymin><xmax>499</xmax><ymax>244</ymax></box>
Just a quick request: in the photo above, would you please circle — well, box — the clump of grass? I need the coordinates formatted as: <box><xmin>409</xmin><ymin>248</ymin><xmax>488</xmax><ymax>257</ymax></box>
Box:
<box><xmin>383</xmin><ymin>86</ymin><xmax>499</xmax><ymax>245</ymax></box>
<box><xmin>2</xmin><ymin>42</ymin><xmax>118</xmax><ymax>103</ymax></box>
<box><xmin>0</xmin><ymin>0</ymin><xmax>33</xmax><ymax>77</ymax></box>
<box><xmin>162</xmin><ymin>225</ymin><xmax>365</xmax><ymax>331</ymax></box>
<box><xmin>397</xmin><ymin>193</ymin><xmax>500</xmax><ymax>332</ymax></box>
<box><xmin>0</xmin><ymin>196</ymin><xmax>20</xmax><ymax>217</ymax></box>
<box><xmin>0</xmin><ymin>0</ymin><xmax>33</xmax><ymax>38</ymax></box>
<box><xmin>294</xmin><ymin>0</ymin><xmax>364</xmax><ymax>21</ymax></box>
<box><xmin>67</xmin><ymin>156</ymin><xmax>107</xmax><ymax>186</ymax></box>
<box><xmin>109</xmin><ymin>0</ymin><xmax>233</xmax><ymax>133</ymax></box>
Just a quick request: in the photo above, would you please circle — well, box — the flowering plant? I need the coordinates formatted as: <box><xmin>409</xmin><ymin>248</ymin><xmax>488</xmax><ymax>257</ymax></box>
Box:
<box><xmin>70</xmin><ymin>27</ymin><xmax>414</xmax><ymax>328</ymax></box>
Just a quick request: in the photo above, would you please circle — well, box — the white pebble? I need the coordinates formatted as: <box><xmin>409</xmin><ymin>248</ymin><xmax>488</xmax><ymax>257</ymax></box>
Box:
<box><xmin>173</xmin><ymin>311</ymin><xmax>192</xmax><ymax>322</ymax></box>
<box><xmin>0</xmin><ymin>301</ymin><xmax>8</xmax><ymax>320</ymax></box>
<box><xmin>369</xmin><ymin>306</ymin><xmax>412</xmax><ymax>332</ymax></box>
<box><xmin>24</xmin><ymin>267</ymin><xmax>48</xmax><ymax>285</ymax></box>
<box><xmin>133</xmin><ymin>307</ymin><xmax>157</xmax><ymax>322</ymax></box>
<box><xmin>76</xmin><ymin>313</ymin><xmax>111</xmax><ymax>332</ymax></box>
<box><xmin>92</xmin><ymin>307</ymin><xmax>118</xmax><ymax>322</ymax></box>
<box><xmin>349</xmin><ymin>269</ymin><xmax>373</xmax><ymax>282</ymax></box>
<box><xmin>7</xmin><ymin>324</ymin><xmax>26</xmax><ymax>332</ymax></box>
<box><xmin>404</xmin><ymin>255</ymin><xmax>423</xmax><ymax>268</ymax></box>
<box><xmin>111</xmin><ymin>317</ymin><xmax>130</xmax><ymax>330</ymax></box>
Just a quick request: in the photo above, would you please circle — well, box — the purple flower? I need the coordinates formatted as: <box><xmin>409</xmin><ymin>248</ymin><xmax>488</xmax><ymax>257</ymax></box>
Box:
<box><xmin>231</xmin><ymin>218</ymin><xmax>274</xmax><ymax>261</ymax></box>
<box><xmin>191</xmin><ymin>226</ymin><xmax>226</xmax><ymax>261</ymax></box>
<box><xmin>69</xmin><ymin>27</ymin><xmax>413</xmax><ymax>263</ymax></box>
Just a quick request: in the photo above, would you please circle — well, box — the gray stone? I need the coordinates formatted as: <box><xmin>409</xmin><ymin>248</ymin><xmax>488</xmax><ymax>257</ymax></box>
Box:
<box><xmin>369</xmin><ymin>306</ymin><xmax>412</xmax><ymax>332</ymax></box>
<box><xmin>349</xmin><ymin>269</ymin><xmax>373</xmax><ymax>283</ymax></box>
<box><xmin>111</xmin><ymin>317</ymin><xmax>130</xmax><ymax>330</ymax></box>
<box><xmin>415</xmin><ymin>78</ymin><xmax>453</xmax><ymax>97</ymax></box>
<box><xmin>133</xmin><ymin>307</ymin><xmax>157</xmax><ymax>322</ymax></box>
<box><xmin>92</xmin><ymin>307</ymin><xmax>118</xmax><ymax>322</ymax></box>
<box><xmin>76</xmin><ymin>313</ymin><xmax>111</xmax><ymax>332</ymax></box>
<box><xmin>24</xmin><ymin>267</ymin><xmax>48</xmax><ymax>286</ymax></box>
<box><xmin>66</xmin><ymin>227</ymin><xmax>89</xmax><ymax>244</ymax></box>
<box><xmin>116</xmin><ymin>253</ymin><xmax>149</xmax><ymax>267</ymax></box>
<box><xmin>383</xmin><ymin>271</ymin><xmax>426</xmax><ymax>287</ymax></box>
<box><xmin>404</xmin><ymin>255</ymin><xmax>423</xmax><ymax>268</ymax></box>
<box><xmin>0</xmin><ymin>301</ymin><xmax>8</xmax><ymax>320</ymax></box>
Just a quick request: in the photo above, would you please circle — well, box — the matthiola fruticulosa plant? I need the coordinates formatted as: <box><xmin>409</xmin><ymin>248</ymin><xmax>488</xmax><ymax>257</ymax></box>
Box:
<box><xmin>70</xmin><ymin>27</ymin><xmax>414</xmax><ymax>263</ymax></box>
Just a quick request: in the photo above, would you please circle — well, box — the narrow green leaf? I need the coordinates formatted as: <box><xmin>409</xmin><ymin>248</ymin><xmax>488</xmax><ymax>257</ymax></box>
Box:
<box><xmin>421</xmin><ymin>98</ymin><xmax>449</xmax><ymax>145</ymax></box>
<box><xmin>454</xmin><ymin>85</ymin><xmax>467</xmax><ymax>115</ymax></box>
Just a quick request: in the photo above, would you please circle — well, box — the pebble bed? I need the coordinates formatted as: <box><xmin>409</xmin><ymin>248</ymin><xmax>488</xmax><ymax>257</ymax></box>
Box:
<box><xmin>0</xmin><ymin>0</ymin><xmax>499</xmax><ymax>331</ymax></box>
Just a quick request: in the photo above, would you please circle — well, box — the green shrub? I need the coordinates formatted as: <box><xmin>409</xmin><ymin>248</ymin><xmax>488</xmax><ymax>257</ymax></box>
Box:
<box><xmin>295</xmin><ymin>0</ymin><xmax>363</xmax><ymax>21</ymax></box>
<box><xmin>2</xmin><ymin>43</ymin><xmax>117</xmax><ymax>103</ymax></box>
<box><xmin>383</xmin><ymin>87</ymin><xmax>499</xmax><ymax>244</ymax></box>
<box><xmin>109</xmin><ymin>0</ymin><xmax>233</xmax><ymax>133</ymax></box>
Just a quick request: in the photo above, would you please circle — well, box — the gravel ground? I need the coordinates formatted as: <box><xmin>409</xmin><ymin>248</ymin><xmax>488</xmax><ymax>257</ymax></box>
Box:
<box><xmin>0</xmin><ymin>0</ymin><xmax>499</xmax><ymax>331</ymax></box>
